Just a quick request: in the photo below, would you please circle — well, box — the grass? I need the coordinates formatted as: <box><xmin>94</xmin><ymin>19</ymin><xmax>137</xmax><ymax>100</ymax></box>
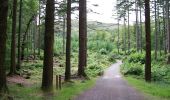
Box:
<box><xmin>125</xmin><ymin>76</ymin><xmax>170</xmax><ymax>100</ymax></box>
<box><xmin>54</xmin><ymin>79</ymin><xmax>96</xmax><ymax>100</ymax></box>
<box><xmin>9</xmin><ymin>79</ymin><xmax>96</xmax><ymax>100</ymax></box>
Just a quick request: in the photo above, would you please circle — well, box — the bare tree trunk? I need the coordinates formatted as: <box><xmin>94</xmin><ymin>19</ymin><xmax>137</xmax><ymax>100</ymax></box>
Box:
<box><xmin>0</xmin><ymin>0</ymin><xmax>9</xmax><ymax>94</ymax></box>
<box><xmin>136</xmin><ymin>0</ymin><xmax>140</xmax><ymax>52</ymax></box>
<box><xmin>154</xmin><ymin>0</ymin><xmax>158</xmax><ymax>60</ymax></box>
<box><xmin>63</xmin><ymin>16</ymin><xmax>66</xmax><ymax>54</ymax></box>
<box><xmin>117</xmin><ymin>20</ymin><xmax>120</xmax><ymax>54</ymax></box>
<box><xmin>10</xmin><ymin>0</ymin><xmax>17</xmax><ymax>75</ymax></box>
<box><xmin>124</xmin><ymin>17</ymin><xmax>127</xmax><ymax>54</ymax></box>
<box><xmin>17</xmin><ymin>0</ymin><xmax>23</xmax><ymax>70</ymax></box>
<box><xmin>65</xmin><ymin>0</ymin><xmax>71</xmax><ymax>81</ymax></box>
<box><xmin>127</xmin><ymin>0</ymin><xmax>130</xmax><ymax>53</ymax></box>
<box><xmin>42</xmin><ymin>0</ymin><xmax>54</xmax><ymax>91</ymax></box>
<box><xmin>38</xmin><ymin>0</ymin><xmax>41</xmax><ymax>55</ymax></box>
<box><xmin>163</xmin><ymin>2</ymin><xmax>167</xmax><ymax>54</ymax></box>
<box><xmin>145</xmin><ymin>0</ymin><xmax>151</xmax><ymax>82</ymax></box>
<box><xmin>167</xmin><ymin>1</ymin><xmax>170</xmax><ymax>64</ymax></box>
<box><xmin>139</xmin><ymin>0</ymin><xmax>143</xmax><ymax>53</ymax></box>
<box><xmin>78</xmin><ymin>0</ymin><xmax>87</xmax><ymax>77</ymax></box>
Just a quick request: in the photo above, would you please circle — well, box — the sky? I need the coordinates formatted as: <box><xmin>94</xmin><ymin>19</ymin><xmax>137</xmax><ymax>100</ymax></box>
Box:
<box><xmin>87</xmin><ymin>0</ymin><xmax>117</xmax><ymax>23</ymax></box>
<box><xmin>86</xmin><ymin>0</ymin><xmax>143</xmax><ymax>24</ymax></box>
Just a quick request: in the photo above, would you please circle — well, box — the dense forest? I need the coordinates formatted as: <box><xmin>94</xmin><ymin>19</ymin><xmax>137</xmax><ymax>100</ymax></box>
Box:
<box><xmin>0</xmin><ymin>0</ymin><xmax>170</xmax><ymax>100</ymax></box>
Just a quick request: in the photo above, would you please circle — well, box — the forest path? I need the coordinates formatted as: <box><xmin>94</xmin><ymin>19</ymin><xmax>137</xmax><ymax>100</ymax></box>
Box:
<box><xmin>74</xmin><ymin>60</ymin><xmax>150</xmax><ymax>100</ymax></box>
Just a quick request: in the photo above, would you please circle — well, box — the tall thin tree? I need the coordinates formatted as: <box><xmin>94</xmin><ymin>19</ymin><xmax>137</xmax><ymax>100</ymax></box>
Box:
<box><xmin>154</xmin><ymin>0</ymin><xmax>158</xmax><ymax>60</ymax></box>
<box><xmin>17</xmin><ymin>0</ymin><xmax>23</xmax><ymax>69</ymax></box>
<box><xmin>166</xmin><ymin>1</ymin><xmax>170</xmax><ymax>64</ymax></box>
<box><xmin>78</xmin><ymin>0</ymin><xmax>87</xmax><ymax>77</ymax></box>
<box><xmin>0</xmin><ymin>0</ymin><xmax>9</xmax><ymax>94</ymax></box>
<box><xmin>145</xmin><ymin>0</ymin><xmax>151</xmax><ymax>82</ymax></box>
<box><xmin>9</xmin><ymin>0</ymin><xmax>18</xmax><ymax>75</ymax></box>
<box><xmin>38</xmin><ymin>0</ymin><xmax>41</xmax><ymax>55</ymax></box>
<box><xmin>42</xmin><ymin>0</ymin><xmax>54</xmax><ymax>91</ymax></box>
<box><xmin>65</xmin><ymin>0</ymin><xmax>71</xmax><ymax>81</ymax></box>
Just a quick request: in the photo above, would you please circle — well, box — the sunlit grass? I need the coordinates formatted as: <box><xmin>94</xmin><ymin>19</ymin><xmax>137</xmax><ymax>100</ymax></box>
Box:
<box><xmin>9</xmin><ymin>79</ymin><xmax>96</xmax><ymax>100</ymax></box>
<box><xmin>125</xmin><ymin>76</ymin><xmax>170</xmax><ymax>100</ymax></box>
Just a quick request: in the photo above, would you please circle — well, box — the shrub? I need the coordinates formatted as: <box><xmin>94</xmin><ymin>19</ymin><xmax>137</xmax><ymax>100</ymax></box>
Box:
<box><xmin>121</xmin><ymin>61</ymin><xmax>143</xmax><ymax>76</ymax></box>
<box><xmin>127</xmin><ymin>53</ymin><xmax>145</xmax><ymax>64</ymax></box>
<box><xmin>108</xmin><ymin>54</ymin><xmax>117</xmax><ymax>62</ymax></box>
<box><xmin>99</xmin><ymin>48</ymin><xmax>108</xmax><ymax>55</ymax></box>
<box><xmin>86</xmin><ymin>63</ymin><xmax>104</xmax><ymax>77</ymax></box>
<box><xmin>151</xmin><ymin>64</ymin><xmax>170</xmax><ymax>82</ymax></box>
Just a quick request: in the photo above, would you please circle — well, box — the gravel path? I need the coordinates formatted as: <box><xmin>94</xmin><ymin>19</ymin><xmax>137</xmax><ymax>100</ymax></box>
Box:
<box><xmin>75</xmin><ymin>61</ymin><xmax>150</xmax><ymax>100</ymax></box>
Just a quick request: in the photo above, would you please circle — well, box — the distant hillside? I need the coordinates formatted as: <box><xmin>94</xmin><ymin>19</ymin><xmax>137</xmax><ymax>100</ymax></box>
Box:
<box><xmin>72</xmin><ymin>20</ymin><xmax>117</xmax><ymax>32</ymax></box>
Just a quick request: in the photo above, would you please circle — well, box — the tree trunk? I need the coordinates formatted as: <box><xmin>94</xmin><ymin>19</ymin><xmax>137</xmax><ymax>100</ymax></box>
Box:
<box><xmin>136</xmin><ymin>0</ymin><xmax>140</xmax><ymax>52</ymax></box>
<box><xmin>10</xmin><ymin>0</ymin><xmax>17</xmax><ymax>75</ymax></box>
<box><xmin>145</xmin><ymin>0</ymin><xmax>151</xmax><ymax>82</ymax></box>
<box><xmin>163</xmin><ymin>2</ymin><xmax>167</xmax><ymax>54</ymax></box>
<box><xmin>42</xmin><ymin>0</ymin><xmax>54</xmax><ymax>91</ymax></box>
<box><xmin>78</xmin><ymin>0</ymin><xmax>87</xmax><ymax>77</ymax></box>
<box><xmin>17</xmin><ymin>0</ymin><xmax>23</xmax><ymax>70</ymax></box>
<box><xmin>127</xmin><ymin>0</ymin><xmax>130</xmax><ymax>53</ymax></box>
<box><xmin>117</xmin><ymin>20</ymin><xmax>120</xmax><ymax>54</ymax></box>
<box><xmin>0</xmin><ymin>0</ymin><xmax>9</xmax><ymax>94</ymax></box>
<box><xmin>124</xmin><ymin>17</ymin><xmax>127</xmax><ymax>54</ymax></box>
<box><xmin>167</xmin><ymin>1</ymin><xmax>170</xmax><ymax>64</ymax></box>
<box><xmin>154</xmin><ymin>0</ymin><xmax>158</xmax><ymax>60</ymax></box>
<box><xmin>38</xmin><ymin>0</ymin><xmax>41</xmax><ymax>55</ymax></box>
<box><xmin>65</xmin><ymin>0</ymin><xmax>71</xmax><ymax>81</ymax></box>
<box><xmin>139</xmin><ymin>0</ymin><xmax>143</xmax><ymax>52</ymax></box>
<box><xmin>63</xmin><ymin>16</ymin><xmax>66</xmax><ymax>54</ymax></box>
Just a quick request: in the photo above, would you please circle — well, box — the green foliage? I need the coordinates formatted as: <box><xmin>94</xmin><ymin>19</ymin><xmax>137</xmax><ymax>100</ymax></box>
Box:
<box><xmin>126</xmin><ymin>53</ymin><xmax>145</xmax><ymax>64</ymax></box>
<box><xmin>55</xmin><ymin>79</ymin><xmax>96</xmax><ymax>100</ymax></box>
<box><xmin>99</xmin><ymin>48</ymin><xmax>108</xmax><ymax>55</ymax></box>
<box><xmin>151</xmin><ymin>63</ymin><xmax>170</xmax><ymax>83</ymax></box>
<box><xmin>86</xmin><ymin>63</ymin><xmax>104</xmax><ymax>77</ymax></box>
<box><xmin>121</xmin><ymin>52</ymin><xmax>170</xmax><ymax>83</ymax></box>
<box><xmin>121</xmin><ymin>61</ymin><xmax>143</xmax><ymax>76</ymax></box>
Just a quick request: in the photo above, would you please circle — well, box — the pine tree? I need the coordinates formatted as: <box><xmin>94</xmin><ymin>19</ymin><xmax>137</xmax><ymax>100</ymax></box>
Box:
<box><xmin>42</xmin><ymin>0</ymin><xmax>54</xmax><ymax>91</ymax></box>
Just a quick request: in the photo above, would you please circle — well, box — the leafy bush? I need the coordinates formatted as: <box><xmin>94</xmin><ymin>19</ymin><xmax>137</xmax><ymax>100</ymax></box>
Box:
<box><xmin>151</xmin><ymin>63</ymin><xmax>170</xmax><ymax>82</ymax></box>
<box><xmin>121</xmin><ymin>54</ymin><xmax>170</xmax><ymax>83</ymax></box>
<box><xmin>121</xmin><ymin>61</ymin><xmax>143</xmax><ymax>76</ymax></box>
<box><xmin>99</xmin><ymin>48</ymin><xmax>108</xmax><ymax>55</ymax></box>
<box><xmin>127</xmin><ymin>53</ymin><xmax>145</xmax><ymax>64</ymax></box>
<box><xmin>86</xmin><ymin>62</ymin><xmax>104</xmax><ymax>77</ymax></box>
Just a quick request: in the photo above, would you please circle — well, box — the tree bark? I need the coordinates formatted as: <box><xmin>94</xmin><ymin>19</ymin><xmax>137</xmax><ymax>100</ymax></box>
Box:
<box><xmin>17</xmin><ymin>0</ymin><xmax>23</xmax><ymax>70</ymax></box>
<box><xmin>38</xmin><ymin>0</ymin><xmax>41</xmax><ymax>55</ymax></box>
<box><xmin>65</xmin><ymin>0</ymin><xmax>71</xmax><ymax>81</ymax></box>
<box><xmin>167</xmin><ymin>1</ymin><xmax>170</xmax><ymax>64</ymax></box>
<box><xmin>127</xmin><ymin>0</ymin><xmax>130</xmax><ymax>53</ymax></box>
<box><xmin>136</xmin><ymin>0</ymin><xmax>140</xmax><ymax>52</ymax></box>
<box><xmin>145</xmin><ymin>0</ymin><xmax>151</xmax><ymax>82</ymax></box>
<box><xmin>154</xmin><ymin>0</ymin><xmax>158</xmax><ymax>60</ymax></box>
<box><xmin>163</xmin><ymin>2</ymin><xmax>167</xmax><ymax>54</ymax></box>
<box><xmin>139</xmin><ymin>0</ymin><xmax>143</xmax><ymax>52</ymax></box>
<box><xmin>78</xmin><ymin>0</ymin><xmax>87</xmax><ymax>77</ymax></box>
<box><xmin>42</xmin><ymin>0</ymin><xmax>54</xmax><ymax>91</ymax></box>
<box><xmin>10</xmin><ymin>0</ymin><xmax>17</xmax><ymax>75</ymax></box>
<box><xmin>124</xmin><ymin>17</ymin><xmax>127</xmax><ymax>54</ymax></box>
<box><xmin>63</xmin><ymin>16</ymin><xmax>66</xmax><ymax>54</ymax></box>
<box><xmin>117</xmin><ymin>20</ymin><xmax>120</xmax><ymax>54</ymax></box>
<box><xmin>0</xmin><ymin>0</ymin><xmax>9</xmax><ymax>94</ymax></box>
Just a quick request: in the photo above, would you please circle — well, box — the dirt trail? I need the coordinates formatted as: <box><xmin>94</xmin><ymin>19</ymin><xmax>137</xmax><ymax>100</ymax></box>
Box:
<box><xmin>75</xmin><ymin>60</ymin><xmax>150</xmax><ymax>100</ymax></box>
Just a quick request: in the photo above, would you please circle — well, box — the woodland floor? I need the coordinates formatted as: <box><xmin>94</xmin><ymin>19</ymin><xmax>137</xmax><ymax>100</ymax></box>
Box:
<box><xmin>7</xmin><ymin>75</ymin><xmax>33</xmax><ymax>87</ymax></box>
<box><xmin>74</xmin><ymin>61</ymin><xmax>151</xmax><ymax>100</ymax></box>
